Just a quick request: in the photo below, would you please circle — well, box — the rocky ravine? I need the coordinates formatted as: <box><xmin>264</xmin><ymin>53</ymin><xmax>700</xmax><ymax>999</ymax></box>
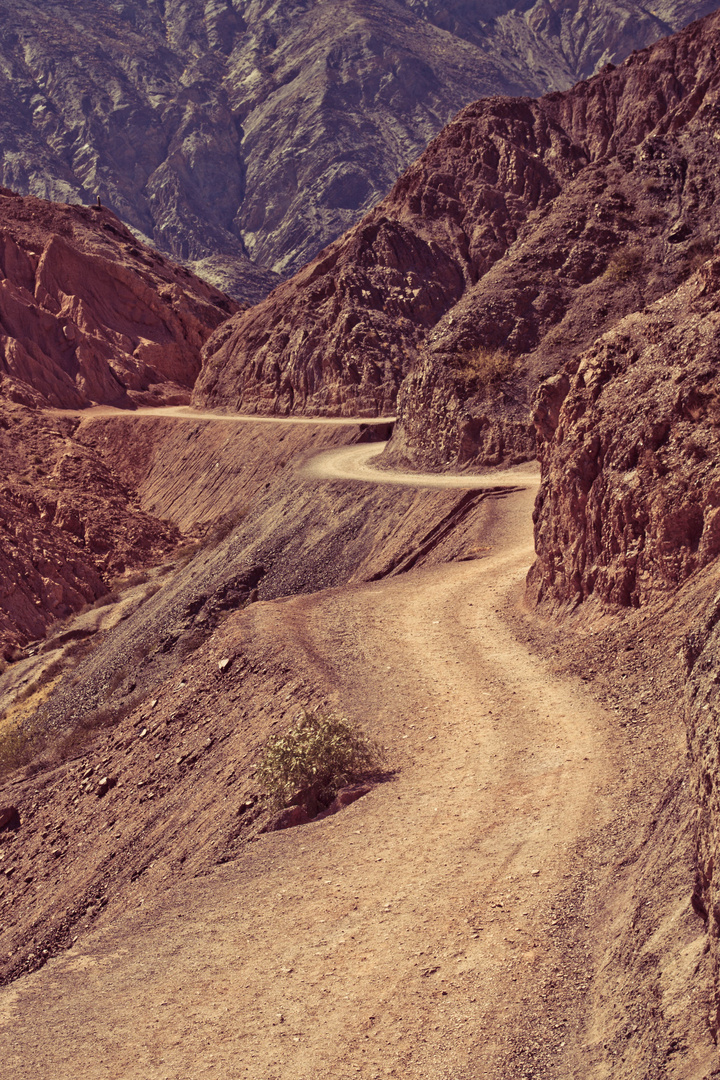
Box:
<box><xmin>195</xmin><ymin>9</ymin><xmax>720</xmax><ymax>462</ymax></box>
<box><xmin>0</xmin><ymin>0</ymin><xmax>713</xmax><ymax>301</ymax></box>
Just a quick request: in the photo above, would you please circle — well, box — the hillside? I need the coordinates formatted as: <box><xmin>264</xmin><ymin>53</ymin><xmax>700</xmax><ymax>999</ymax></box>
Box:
<box><xmin>0</xmin><ymin>190</ymin><xmax>238</xmax><ymax>654</ymax></box>
<box><xmin>0</xmin><ymin>0</ymin><xmax>714</xmax><ymax>301</ymax></box>
<box><xmin>0</xmin><ymin>411</ymin><xmax>713</xmax><ymax>1079</ymax></box>
<box><xmin>2</xmin><ymin>7</ymin><xmax>720</xmax><ymax>1076</ymax></box>
<box><xmin>195</xmin><ymin>7</ymin><xmax>720</xmax><ymax>470</ymax></box>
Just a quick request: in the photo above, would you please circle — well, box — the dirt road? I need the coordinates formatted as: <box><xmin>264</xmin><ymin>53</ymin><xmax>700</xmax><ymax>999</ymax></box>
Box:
<box><xmin>304</xmin><ymin>443</ymin><xmax>540</xmax><ymax>489</ymax></box>
<box><xmin>63</xmin><ymin>404</ymin><xmax>396</xmax><ymax>427</ymax></box>
<box><xmin>0</xmin><ymin>440</ymin><xmax>708</xmax><ymax>1078</ymax></box>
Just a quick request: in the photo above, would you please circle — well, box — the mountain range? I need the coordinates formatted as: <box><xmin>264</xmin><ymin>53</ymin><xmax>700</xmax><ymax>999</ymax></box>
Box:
<box><xmin>0</xmin><ymin>0</ymin><xmax>715</xmax><ymax>302</ymax></box>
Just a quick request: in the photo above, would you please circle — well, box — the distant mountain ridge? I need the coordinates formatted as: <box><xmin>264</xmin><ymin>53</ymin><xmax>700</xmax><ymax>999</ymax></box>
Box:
<box><xmin>0</xmin><ymin>0</ymin><xmax>714</xmax><ymax>300</ymax></box>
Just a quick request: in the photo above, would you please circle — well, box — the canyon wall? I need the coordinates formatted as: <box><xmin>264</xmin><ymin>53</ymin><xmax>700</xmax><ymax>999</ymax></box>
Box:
<box><xmin>0</xmin><ymin>189</ymin><xmax>236</xmax><ymax>410</ymax></box>
<box><xmin>195</xmin><ymin>10</ymin><xmax>720</xmax><ymax>450</ymax></box>
<box><xmin>528</xmin><ymin>256</ymin><xmax>720</xmax><ymax>610</ymax></box>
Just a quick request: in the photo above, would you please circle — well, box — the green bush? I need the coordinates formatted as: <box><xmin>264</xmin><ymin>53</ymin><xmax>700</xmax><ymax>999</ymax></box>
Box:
<box><xmin>255</xmin><ymin>709</ymin><xmax>383</xmax><ymax>807</ymax></box>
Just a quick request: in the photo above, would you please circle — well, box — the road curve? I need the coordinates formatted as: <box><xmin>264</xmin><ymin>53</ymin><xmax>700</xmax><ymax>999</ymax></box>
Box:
<box><xmin>303</xmin><ymin>441</ymin><xmax>541</xmax><ymax>490</ymax></box>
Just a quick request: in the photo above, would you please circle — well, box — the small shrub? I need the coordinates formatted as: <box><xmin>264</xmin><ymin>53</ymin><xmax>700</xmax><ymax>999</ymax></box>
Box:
<box><xmin>451</xmin><ymin>346</ymin><xmax>514</xmax><ymax>386</ymax></box>
<box><xmin>255</xmin><ymin>709</ymin><xmax>383</xmax><ymax>808</ymax></box>
<box><xmin>13</xmin><ymin>658</ymin><xmax>63</xmax><ymax>703</ymax></box>
<box><xmin>203</xmin><ymin>504</ymin><xmax>249</xmax><ymax>548</ymax></box>
<box><xmin>605</xmin><ymin>245</ymin><xmax>644</xmax><ymax>283</ymax></box>
<box><xmin>112</xmin><ymin>570</ymin><xmax>150</xmax><ymax>592</ymax></box>
<box><xmin>0</xmin><ymin>722</ymin><xmax>37</xmax><ymax>775</ymax></box>
<box><xmin>174</xmin><ymin>539</ymin><xmax>204</xmax><ymax>566</ymax></box>
<box><xmin>92</xmin><ymin>591</ymin><xmax>120</xmax><ymax>610</ymax></box>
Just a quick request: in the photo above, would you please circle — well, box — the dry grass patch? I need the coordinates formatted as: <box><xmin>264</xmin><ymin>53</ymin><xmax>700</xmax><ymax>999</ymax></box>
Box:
<box><xmin>605</xmin><ymin>245</ymin><xmax>644</xmax><ymax>283</ymax></box>
<box><xmin>451</xmin><ymin>346</ymin><xmax>514</xmax><ymax>386</ymax></box>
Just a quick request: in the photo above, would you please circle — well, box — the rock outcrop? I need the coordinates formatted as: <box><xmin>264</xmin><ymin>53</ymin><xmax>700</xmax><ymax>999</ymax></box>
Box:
<box><xmin>0</xmin><ymin>404</ymin><xmax>183</xmax><ymax>658</ymax></box>
<box><xmin>0</xmin><ymin>192</ymin><xmax>239</xmax><ymax>656</ymax></box>
<box><xmin>684</xmin><ymin>585</ymin><xmax>720</xmax><ymax>1042</ymax></box>
<box><xmin>0</xmin><ymin>1</ymin><xmax>712</xmax><ymax>299</ymax></box>
<box><xmin>528</xmin><ymin>256</ymin><xmax>720</xmax><ymax>611</ymax></box>
<box><xmin>194</xmin><ymin>10</ymin><xmax>720</xmax><ymax>439</ymax></box>
<box><xmin>0</xmin><ymin>190</ymin><xmax>237</xmax><ymax>410</ymax></box>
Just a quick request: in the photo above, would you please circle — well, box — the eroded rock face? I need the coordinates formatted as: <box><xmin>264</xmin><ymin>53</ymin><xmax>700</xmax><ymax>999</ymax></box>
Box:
<box><xmin>528</xmin><ymin>256</ymin><xmax>720</xmax><ymax>611</ymax></box>
<box><xmin>195</xmin><ymin>10</ymin><xmax>720</xmax><ymax>431</ymax></box>
<box><xmin>0</xmin><ymin>405</ymin><xmax>183</xmax><ymax>657</ymax></box>
<box><xmin>0</xmin><ymin>0</ymin><xmax>712</xmax><ymax>298</ymax></box>
<box><xmin>683</xmin><ymin>589</ymin><xmax>720</xmax><ymax>1042</ymax></box>
<box><xmin>0</xmin><ymin>190</ymin><xmax>237</xmax><ymax>409</ymax></box>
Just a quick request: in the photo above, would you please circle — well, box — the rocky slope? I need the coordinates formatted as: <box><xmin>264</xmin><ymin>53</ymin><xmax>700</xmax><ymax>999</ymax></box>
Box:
<box><xmin>0</xmin><ymin>192</ymin><xmax>240</xmax><ymax>655</ymax></box>
<box><xmin>0</xmin><ymin>403</ymin><xmax>186</xmax><ymax>659</ymax></box>
<box><xmin>0</xmin><ymin>410</ymin><xmax>713</xmax><ymax>1079</ymax></box>
<box><xmin>194</xmin><ymin>8</ymin><xmax>720</xmax><ymax>437</ymax></box>
<box><xmin>524</xmin><ymin>251</ymin><xmax>720</xmax><ymax>1043</ymax></box>
<box><xmin>528</xmin><ymin>255</ymin><xmax>720</xmax><ymax>611</ymax></box>
<box><xmin>0</xmin><ymin>189</ymin><xmax>237</xmax><ymax>410</ymax></box>
<box><xmin>0</xmin><ymin>1</ymin><xmax>713</xmax><ymax>300</ymax></box>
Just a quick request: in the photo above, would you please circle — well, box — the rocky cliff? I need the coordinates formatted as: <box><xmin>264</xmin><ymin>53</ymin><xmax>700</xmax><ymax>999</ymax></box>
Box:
<box><xmin>0</xmin><ymin>189</ymin><xmax>237</xmax><ymax>410</ymax></box>
<box><xmin>0</xmin><ymin>191</ymin><xmax>240</xmax><ymax>655</ymax></box>
<box><xmin>0</xmin><ymin>1</ymin><xmax>713</xmax><ymax>301</ymax></box>
<box><xmin>194</xmin><ymin>9</ymin><xmax>720</xmax><ymax>431</ymax></box>
<box><xmin>528</xmin><ymin>256</ymin><xmax>720</xmax><ymax>610</ymax></box>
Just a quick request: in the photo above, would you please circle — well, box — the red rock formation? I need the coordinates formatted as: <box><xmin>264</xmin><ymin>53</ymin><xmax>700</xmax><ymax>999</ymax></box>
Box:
<box><xmin>0</xmin><ymin>190</ymin><xmax>238</xmax><ymax>410</ymax></box>
<box><xmin>195</xmin><ymin>9</ymin><xmax>720</xmax><ymax>468</ymax></box>
<box><xmin>528</xmin><ymin>254</ymin><xmax>720</xmax><ymax>611</ymax></box>
<box><xmin>0</xmin><ymin>404</ymin><xmax>183</xmax><ymax>658</ymax></box>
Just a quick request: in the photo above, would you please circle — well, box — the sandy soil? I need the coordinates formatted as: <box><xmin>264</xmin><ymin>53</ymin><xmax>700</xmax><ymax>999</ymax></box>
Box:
<box><xmin>0</xmin><ymin>437</ymin><xmax>710</xmax><ymax>1079</ymax></box>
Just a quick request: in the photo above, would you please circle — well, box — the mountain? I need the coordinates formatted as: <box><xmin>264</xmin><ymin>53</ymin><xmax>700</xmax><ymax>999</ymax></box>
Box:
<box><xmin>194</xmin><ymin>7</ymin><xmax>720</xmax><ymax>454</ymax></box>
<box><xmin>0</xmin><ymin>0</ymin><xmax>714</xmax><ymax>301</ymax></box>
<box><xmin>0</xmin><ymin>189</ymin><xmax>237</xmax><ymax>653</ymax></box>
<box><xmin>0</xmin><ymin>189</ymin><xmax>237</xmax><ymax>410</ymax></box>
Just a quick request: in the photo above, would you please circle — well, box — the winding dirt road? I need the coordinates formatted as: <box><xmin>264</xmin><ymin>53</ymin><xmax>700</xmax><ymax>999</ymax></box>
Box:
<box><xmin>0</xmin><ymin>423</ymin><xmax>704</xmax><ymax>1078</ymax></box>
<box><xmin>304</xmin><ymin>442</ymin><xmax>540</xmax><ymax>490</ymax></box>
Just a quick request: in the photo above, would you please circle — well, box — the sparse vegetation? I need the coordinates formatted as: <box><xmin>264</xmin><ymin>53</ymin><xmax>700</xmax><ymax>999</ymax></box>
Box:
<box><xmin>0</xmin><ymin>700</ymin><xmax>136</xmax><ymax>780</ymax></box>
<box><xmin>12</xmin><ymin>658</ymin><xmax>64</xmax><ymax>703</ymax></box>
<box><xmin>255</xmin><ymin>708</ymin><xmax>384</xmax><ymax>808</ymax></box>
<box><xmin>450</xmin><ymin>345</ymin><xmax>514</xmax><ymax>386</ymax></box>
<box><xmin>605</xmin><ymin>245</ymin><xmax>644</xmax><ymax>283</ymax></box>
<box><xmin>92</xmin><ymin>590</ymin><xmax>120</xmax><ymax>609</ymax></box>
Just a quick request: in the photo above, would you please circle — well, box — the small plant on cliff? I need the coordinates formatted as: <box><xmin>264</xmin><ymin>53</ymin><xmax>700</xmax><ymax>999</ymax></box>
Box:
<box><xmin>255</xmin><ymin>709</ymin><xmax>383</xmax><ymax>808</ymax></box>
<box><xmin>451</xmin><ymin>345</ymin><xmax>514</xmax><ymax>386</ymax></box>
<box><xmin>605</xmin><ymin>245</ymin><xmax>644</xmax><ymax>283</ymax></box>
